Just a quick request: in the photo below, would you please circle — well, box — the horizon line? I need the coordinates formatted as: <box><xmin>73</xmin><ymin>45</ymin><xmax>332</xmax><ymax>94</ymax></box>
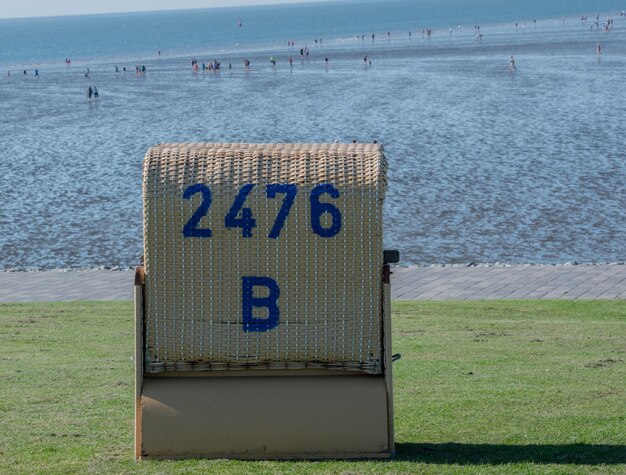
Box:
<box><xmin>0</xmin><ymin>0</ymin><xmax>347</xmax><ymax>21</ymax></box>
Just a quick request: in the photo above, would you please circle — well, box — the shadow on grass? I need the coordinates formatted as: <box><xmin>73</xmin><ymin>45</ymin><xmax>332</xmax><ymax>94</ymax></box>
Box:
<box><xmin>396</xmin><ymin>443</ymin><xmax>626</xmax><ymax>465</ymax></box>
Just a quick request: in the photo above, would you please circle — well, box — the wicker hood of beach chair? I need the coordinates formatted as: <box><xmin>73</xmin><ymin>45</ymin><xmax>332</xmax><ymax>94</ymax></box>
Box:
<box><xmin>141</xmin><ymin>142</ymin><xmax>388</xmax><ymax>374</ymax></box>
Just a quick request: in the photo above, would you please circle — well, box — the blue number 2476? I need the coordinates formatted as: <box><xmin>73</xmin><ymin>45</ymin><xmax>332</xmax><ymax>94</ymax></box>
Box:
<box><xmin>182</xmin><ymin>183</ymin><xmax>340</xmax><ymax>238</ymax></box>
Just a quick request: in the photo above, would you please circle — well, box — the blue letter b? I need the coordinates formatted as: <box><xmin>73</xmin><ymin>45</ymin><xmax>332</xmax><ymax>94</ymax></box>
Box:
<box><xmin>242</xmin><ymin>276</ymin><xmax>280</xmax><ymax>332</ymax></box>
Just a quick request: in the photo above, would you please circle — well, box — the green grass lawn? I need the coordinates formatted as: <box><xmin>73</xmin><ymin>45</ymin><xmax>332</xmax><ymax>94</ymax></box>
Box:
<box><xmin>0</xmin><ymin>300</ymin><xmax>625</xmax><ymax>474</ymax></box>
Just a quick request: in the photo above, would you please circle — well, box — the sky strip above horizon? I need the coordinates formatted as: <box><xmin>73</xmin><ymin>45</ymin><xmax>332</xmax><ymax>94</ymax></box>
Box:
<box><xmin>0</xmin><ymin>0</ymin><xmax>340</xmax><ymax>19</ymax></box>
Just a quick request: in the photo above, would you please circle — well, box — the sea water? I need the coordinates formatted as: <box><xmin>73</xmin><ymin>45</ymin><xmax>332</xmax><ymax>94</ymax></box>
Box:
<box><xmin>1</xmin><ymin>0</ymin><xmax>625</xmax><ymax>269</ymax></box>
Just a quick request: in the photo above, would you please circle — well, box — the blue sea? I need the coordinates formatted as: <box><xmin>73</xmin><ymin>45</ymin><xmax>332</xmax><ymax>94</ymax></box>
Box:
<box><xmin>1</xmin><ymin>0</ymin><xmax>625</xmax><ymax>269</ymax></box>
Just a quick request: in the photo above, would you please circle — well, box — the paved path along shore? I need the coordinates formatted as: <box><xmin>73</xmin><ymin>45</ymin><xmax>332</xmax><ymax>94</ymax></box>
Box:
<box><xmin>1</xmin><ymin>264</ymin><xmax>625</xmax><ymax>302</ymax></box>
<box><xmin>392</xmin><ymin>264</ymin><xmax>626</xmax><ymax>300</ymax></box>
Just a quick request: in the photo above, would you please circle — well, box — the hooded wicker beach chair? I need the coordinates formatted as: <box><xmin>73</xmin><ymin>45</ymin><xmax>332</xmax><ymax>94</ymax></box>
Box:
<box><xmin>134</xmin><ymin>143</ymin><xmax>396</xmax><ymax>459</ymax></box>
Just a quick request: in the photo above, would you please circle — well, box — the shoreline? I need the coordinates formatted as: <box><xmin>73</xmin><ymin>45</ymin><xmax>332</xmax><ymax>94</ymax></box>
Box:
<box><xmin>1</xmin><ymin>9</ymin><xmax>621</xmax><ymax>72</ymax></box>
<box><xmin>2</xmin><ymin>261</ymin><xmax>625</xmax><ymax>273</ymax></box>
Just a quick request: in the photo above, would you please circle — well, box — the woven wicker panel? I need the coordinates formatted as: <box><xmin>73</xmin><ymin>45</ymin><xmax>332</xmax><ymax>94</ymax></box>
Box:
<box><xmin>142</xmin><ymin>143</ymin><xmax>387</xmax><ymax>374</ymax></box>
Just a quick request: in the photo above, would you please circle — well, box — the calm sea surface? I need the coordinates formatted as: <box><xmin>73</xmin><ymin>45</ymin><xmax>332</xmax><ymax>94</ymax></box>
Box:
<box><xmin>1</xmin><ymin>0</ymin><xmax>625</xmax><ymax>269</ymax></box>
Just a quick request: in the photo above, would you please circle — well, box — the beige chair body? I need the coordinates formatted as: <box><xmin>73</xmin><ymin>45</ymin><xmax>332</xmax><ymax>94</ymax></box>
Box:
<box><xmin>135</xmin><ymin>143</ymin><xmax>394</xmax><ymax>459</ymax></box>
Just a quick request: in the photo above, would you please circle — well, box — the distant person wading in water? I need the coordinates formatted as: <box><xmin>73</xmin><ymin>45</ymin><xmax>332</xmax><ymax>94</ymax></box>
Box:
<box><xmin>509</xmin><ymin>55</ymin><xmax>516</xmax><ymax>72</ymax></box>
